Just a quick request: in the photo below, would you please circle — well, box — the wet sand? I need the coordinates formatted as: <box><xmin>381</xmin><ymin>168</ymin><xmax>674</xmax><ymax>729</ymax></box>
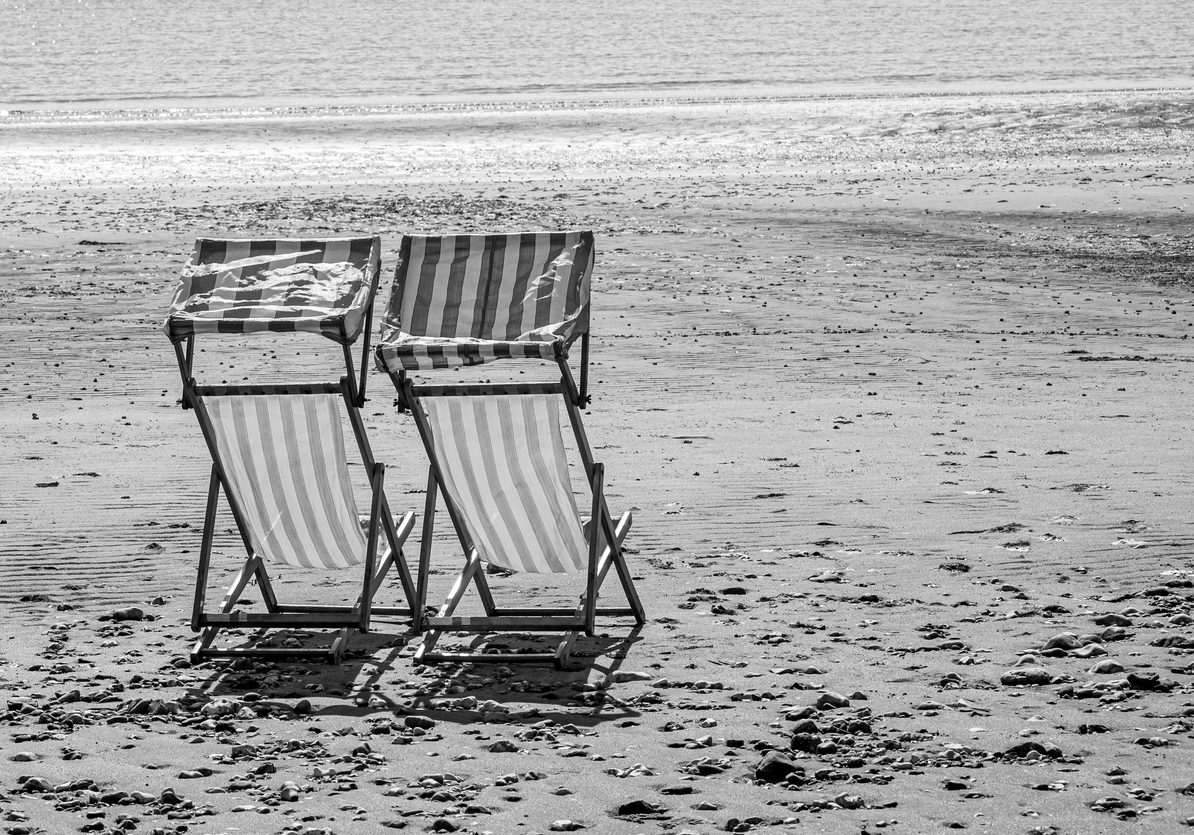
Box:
<box><xmin>1</xmin><ymin>92</ymin><xmax>1193</xmax><ymax>833</ymax></box>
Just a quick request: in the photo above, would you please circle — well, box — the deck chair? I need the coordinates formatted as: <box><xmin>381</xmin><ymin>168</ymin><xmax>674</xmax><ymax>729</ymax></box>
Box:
<box><xmin>375</xmin><ymin>231</ymin><xmax>645</xmax><ymax>667</ymax></box>
<box><xmin>166</xmin><ymin>236</ymin><xmax>417</xmax><ymax>662</ymax></box>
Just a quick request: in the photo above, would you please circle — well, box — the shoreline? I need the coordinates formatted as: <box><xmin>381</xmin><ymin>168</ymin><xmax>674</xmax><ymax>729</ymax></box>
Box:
<box><xmin>3</xmin><ymin>80</ymin><xmax>1194</xmax><ymax>127</ymax></box>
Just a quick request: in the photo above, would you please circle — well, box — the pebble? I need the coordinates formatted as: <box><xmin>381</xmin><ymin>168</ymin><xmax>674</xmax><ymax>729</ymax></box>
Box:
<box><xmin>1089</xmin><ymin>660</ymin><xmax>1125</xmax><ymax>675</ymax></box>
<box><xmin>1043</xmin><ymin>633</ymin><xmax>1081</xmax><ymax>651</ymax></box>
<box><xmin>109</xmin><ymin>607</ymin><xmax>145</xmax><ymax>622</ymax></box>
<box><xmin>817</xmin><ymin>691</ymin><xmax>850</xmax><ymax>709</ymax></box>
<box><xmin>1001</xmin><ymin>667</ymin><xmax>1053</xmax><ymax>686</ymax></box>
<box><xmin>616</xmin><ymin>799</ymin><xmax>665</xmax><ymax>816</ymax></box>
<box><xmin>755</xmin><ymin>750</ymin><xmax>802</xmax><ymax>783</ymax></box>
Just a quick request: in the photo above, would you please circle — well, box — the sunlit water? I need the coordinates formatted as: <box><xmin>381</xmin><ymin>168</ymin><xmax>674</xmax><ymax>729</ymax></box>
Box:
<box><xmin>3</xmin><ymin>0</ymin><xmax>1192</xmax><ymax>116</ymax></box>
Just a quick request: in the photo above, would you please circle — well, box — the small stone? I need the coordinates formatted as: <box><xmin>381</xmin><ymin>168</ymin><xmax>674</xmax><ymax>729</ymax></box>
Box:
<box><xmin>1127</xmin><ymin>671</ymin><xmax>1169</xmax><ymax>692</ymax></box>
<box><xmin>616</xmin><ymin>799</ymin><xmax>664</xmax><ymax>816</ymax></box>
<box><xmin>1043</xmin><ymin>633</ymin><xmax>1081</xmax><ymax>651</ymax></box>
<box><xmin>1134</xmin><ymin>736</ymin><xmax>1170</xmax><ymax>748</ymax></box>
<box><xmin>1089</xmin><ymin>660</ymin><xmax>1125</xmax><ymax>675</ymax></box>
<box><xmin>608</xmin><ymin>670</ymin><xmax>653</xmax><ymax>683</ymax></box>
<box><xmin>1070</xmin><ymin>644</ymin><xmax>1107</xmax><ymax>659</ymax></box>
<box><xmin>755</xmin><ymin>751</ymin><xmax>801</xmax><ymax>784</ymax></box>
<box><xmin>790</xmin><ymin>719</ymin><xmax>819</xmax><ymax>735</ymax></box>
<box><xmin>18</xmin><ymin>777</ymin><xmax>54</xmax><ymax>793</ymax></box>
<box><xmin>110</xmin><ymin>607</ymin><xmax>145</xmax><ymax>622</ymax></box>
<box><xmin>1001</xmin><ymin>667</ymin><xmax>1052</xmax><ymax>686</ymax></box>
<box><xmin>790</xmin><ymin>732</ymin><xmax>821</xmax><ymax>753</ymax></box>
<box><xmin>404</xmin><ymin>715</ymin><xmax>436</xmax><ymax>730</ymax></box>
<box><xmin>549</xmin><ymin>821</ymin><xmax>584</xmax><ymax>832</ymax></box>
<box><xmin>9</xmin><ymin>752</ymin><xmax>36</xmax><ymax>762</ymax></box>
<box><xmin>817</xmin><ymin>691</ymin><xmax>850</xmax><ymax>709</ymax></box>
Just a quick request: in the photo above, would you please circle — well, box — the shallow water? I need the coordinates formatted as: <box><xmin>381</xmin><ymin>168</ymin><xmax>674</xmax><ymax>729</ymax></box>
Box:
<box><xmin>3</xmin><ymin>0</ymin><xmax>1192</xmax><ymax>115</ymax></box>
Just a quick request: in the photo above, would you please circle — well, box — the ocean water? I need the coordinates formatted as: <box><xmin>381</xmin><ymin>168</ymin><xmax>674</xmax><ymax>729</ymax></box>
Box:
<box><xmin>2</xmin><ymin>0</ymin><xmax>1192</xmax><ymax>115</ymax></box>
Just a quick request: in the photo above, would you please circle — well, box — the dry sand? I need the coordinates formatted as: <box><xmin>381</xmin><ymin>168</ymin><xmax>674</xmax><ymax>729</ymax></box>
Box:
<box><xmin>1</xmin><ymin>92</ymin><xmax>1193</xmax><ymax>833</ymax></box>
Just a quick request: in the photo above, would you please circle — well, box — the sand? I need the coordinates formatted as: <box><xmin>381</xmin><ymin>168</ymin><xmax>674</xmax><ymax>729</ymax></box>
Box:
<box><xmin>1</xmin><ymin>91</ymin><xmax>1193</xmax><ymax>833</ymax></box>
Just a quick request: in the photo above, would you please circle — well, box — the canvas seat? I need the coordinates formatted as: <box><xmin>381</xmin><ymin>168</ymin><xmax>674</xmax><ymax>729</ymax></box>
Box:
<box><xmin>375</xmin><ymin>231</ymin><xmax>644</xmax><ymax>667</ymax></box>
<box><xmin>166</xmin><ymin>236</ymin><xmax>416</xmax><ymax>662</ymax></box>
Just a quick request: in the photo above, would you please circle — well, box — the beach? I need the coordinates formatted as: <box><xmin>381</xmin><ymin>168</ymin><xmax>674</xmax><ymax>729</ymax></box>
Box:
<box><xmin>2</xmin><ymin>85</ymin><xmax>1193</xmax><ymax>833</ymax></box>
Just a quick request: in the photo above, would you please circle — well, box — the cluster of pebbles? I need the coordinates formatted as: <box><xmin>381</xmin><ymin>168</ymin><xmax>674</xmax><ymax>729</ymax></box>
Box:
<box><xmin>1</xmin><ymin>554</ymin><xmax>1191</xmax><ymax>835</ymax></box>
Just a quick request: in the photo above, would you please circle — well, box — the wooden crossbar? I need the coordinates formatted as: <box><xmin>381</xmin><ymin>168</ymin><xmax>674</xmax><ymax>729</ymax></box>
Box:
<box><xmin>192</xmin><ymin>382</ymin><xmax>344</xmax><ymax>397</ymax></box>
<box><xmin>199</xmin><ymin>612</ymin><xmax>366</xmax><ymax>628</ymax></box>
<box><xmin>411</xmin><ymin>382</ymin><xmax>565</xmax><ymax>398</ymax></box>
<box><xmin>423</xmin><ymin>615</ymin><xmax>590</xmax><ymax>632</ymax></box>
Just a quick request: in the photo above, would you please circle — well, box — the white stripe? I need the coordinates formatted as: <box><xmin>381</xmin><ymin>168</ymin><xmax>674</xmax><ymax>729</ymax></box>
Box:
<box><xmin>488</xmin><ymin>233</ymin><xmax>525</xmax><ymax>339</ymax></box>
<box><xmin>512</xmin><ymin>232</ymin><xmax>548</xmax><ymax>338</ymax></box>
<box><xmin>399</xmin><ymin>236</ymin><xmax>427</xmax><ymax>335</ymax></box>
<box><xmin>546</xmin><ymin>234</ymin><xmax>582</xmax><ymax>329</ymax></box>
<box><xmin>221</xmin><ymin>240</ymin><xmax>252</xmax><ymax>265</ymax></box>
<box><xmin>204</xmin><ymin>395</ymin><xmax>366</xmax><ymax>569</ymax></box>
<box><xmin>424</xmin><ymin>235</ymin><xmax>456</xmax><ymax>338</ymax></box>
<box><xmin>323</xmin><ymin>239</ymin><xmax>351</xmax><ymax>266</ymax></box>
<box><xmin>452</xmin><ymin>236</ymin><xmax>486</xmax><ymax>337</ymax></box>
<box><xmin>424</xmin><ymin>395</ymin><xmax>586</xmax><ymax>574</ymax></box>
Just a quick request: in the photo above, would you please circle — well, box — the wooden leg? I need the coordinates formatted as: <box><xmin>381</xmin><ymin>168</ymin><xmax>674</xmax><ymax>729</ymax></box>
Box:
<box><xmin>415</xmin><ymin>468</ymin><xmax>437</xmax><ymax>632</ymax></box>
<box><xmin>191</xmin><ymin>466</ymin><xmax>221</xmax><ymax>632</ymax></box>
<box><xmin>414</xmin><ymin>552</ymin><xmax>482</xmax><ymax>664</ymax></box>
<box><xmin>383</xmin><ymin>503</ymin><xmax>418</xmax><ymax>613</ymax></box>
<box><xmin>360</xmin><ymin>463</ymin><xmax>385</xmax><ymax>630</ymax></box>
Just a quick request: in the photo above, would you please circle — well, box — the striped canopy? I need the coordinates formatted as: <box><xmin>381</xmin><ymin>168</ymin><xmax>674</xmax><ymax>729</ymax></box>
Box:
<box><xmin>376</xmin><ymin>231</ymin><xmax>594</xmax><ymax>372</ymax></box>
<box><xmin>166</xmin><ymin>237</ymin><xmax>381</xmax><ymax>344</ymax></box>
<box><xmin>421</xmin><ymin>394</ymin><xmax>588</xmax><ymax>574</ymax></box>
<box><xmin>202</xmin><ymin>393</ymin><xmax>368</xmax><ymax>570</ymax></box>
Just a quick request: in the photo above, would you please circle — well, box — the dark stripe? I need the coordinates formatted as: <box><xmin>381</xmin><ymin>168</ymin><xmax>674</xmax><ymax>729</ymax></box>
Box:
<box><xmin>385</xmin><ymin>235</ymin><xmax>413</xmax><ymax>335</ymax></box>
<box><xmin>475</xmin><ymin>234</ymin><xmax>501</xmax><ymax>338</ymax></box>
<box><xmin>303</xmin><ymin>396</ymin><xmax>362</xmax><ymax>568</ymax></box>
<box><xmin>533</xmin><ymin>231</ymin><xmax>567</xmax><ymax>330</ymax></box>
<box><xmin>471</xmin><ymin>400</ymin><xmax>536</xmax><ymax>567</ymax></box>
<box><xmin>567</xmin><ymin>232</ymin><xmax>594</xmax><ymax>320</ymax></box>
<box><xmin>408</xmin><ymin>236</ymin><xmax>441</xmax><ymax>337</ymax></box>
<box><xmin>500</xmin><ymin>234</ymin><xmax>535</xmax><ymax>339</ymax></box>
<box><xmin>503</xmin><ymin>397</ymin><xmax>566</xmax><ymax>572</ymax></box>
<box><xmin>438</xmin><ymin>236</ymin><xmax>472</xmax><ymax>337</ymax></box>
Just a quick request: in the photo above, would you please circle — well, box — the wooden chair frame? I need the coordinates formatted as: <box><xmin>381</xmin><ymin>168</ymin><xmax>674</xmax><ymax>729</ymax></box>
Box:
<box><xmin>390</xmin><ymin>344</ymin><xmax>645</xmax><ymax>669</ymax></box>
<box><xmin>181</xmin><ymin>379</ymin><xmax>418</xmax><ymax>663</ymax></box>
<box><xmin>168</xmin><ymin>236</ymin><xmax>412</xmax><ymax>663</ymax></box>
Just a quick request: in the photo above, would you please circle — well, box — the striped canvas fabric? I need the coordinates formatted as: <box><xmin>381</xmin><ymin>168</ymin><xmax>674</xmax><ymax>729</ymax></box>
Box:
<box><xmin>422</xmin><ymin>394</ymin><xmax>588</xmax><ymax>574</ymax></box>
<box><xmin>166</xmin><ymin>237</ymin><xmax>381</xmax><ymax>344</ymax></box>
<box><xmin>202</xmin><ymin>394</ymin><xmax>367</xmax><ymax>570</ymax></box>
<box><xmin>376</xmin><ymin>231</ymin><xmax>594</xmax><ymax>371</ymax></box>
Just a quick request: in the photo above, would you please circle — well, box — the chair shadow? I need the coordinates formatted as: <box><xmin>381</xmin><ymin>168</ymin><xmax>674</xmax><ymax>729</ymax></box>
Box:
<box><xmin>187</xmin><ymin>624</ymin><xmax>647</xmax><ymax>729</ymax></box>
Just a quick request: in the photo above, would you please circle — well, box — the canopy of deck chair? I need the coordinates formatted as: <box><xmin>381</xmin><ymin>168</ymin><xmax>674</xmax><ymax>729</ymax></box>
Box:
<box><xmin>376</xmin><ymin>231</ymin><xmax>593</xmax><ymax>372</ymax></box>
<box><xmin>166</xmin><ymin>237</ymin><xmax>381</xmax><ymax>344</ymax></box>
<box><xmin>202</xmin><ymin>393</ymin><xmax>368</xmax><ymax>570</ymax></box>
<box><xmin>421</xmin><ymin>394</ymin><xmax>588</xmax><ymax>574</ymax></box>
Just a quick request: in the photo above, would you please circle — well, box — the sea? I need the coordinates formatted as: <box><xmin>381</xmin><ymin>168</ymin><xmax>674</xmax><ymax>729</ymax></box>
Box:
<box><xmin>2</xmin><ymin>0</ymin><xmax>1192</xmax><ymax>116</ymax></box>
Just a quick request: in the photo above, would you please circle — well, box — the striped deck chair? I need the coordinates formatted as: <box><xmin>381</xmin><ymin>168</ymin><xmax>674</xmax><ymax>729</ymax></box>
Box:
<box><xmin>166</xmin><ymin>236</ymin><xmax>417</xmax><ymax>662</ymax></box>
<box><xmin>167</xmin><ymin>236</ymin><xmax>383</xmax><ymax>406</ymax></box>
<box><xmin>375</xmin><ymin>232</ymin><xmax>644</xmax><ymax>667</ymax></box>
<box><xmin>375</xmin><ymin>231</ymin><xmax>596</xmax><ymax>404</ymax></box>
